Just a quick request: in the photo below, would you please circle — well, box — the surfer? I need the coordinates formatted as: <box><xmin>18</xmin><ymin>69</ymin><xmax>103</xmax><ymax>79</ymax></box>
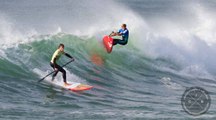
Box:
<box><xmin>110</xmin><ymin>24</ymin><xmax>129</xmax><ymax>46</ymax></box>
<box><xmin>50</xmin><ymin>43</ymin><xmax>74</xmax><ymax>86</ymax></box>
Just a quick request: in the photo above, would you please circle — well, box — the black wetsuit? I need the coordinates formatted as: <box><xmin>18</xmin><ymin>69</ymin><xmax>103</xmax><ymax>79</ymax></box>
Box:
<box><xmin>113</xmin><ymin>28</ymin><xmax>129</xmax><ymax>45</ymax></box>
<box><xmin>50</xmin><ymin>49</ymin><xmax>72</xmax><ymax>82</ymax></box>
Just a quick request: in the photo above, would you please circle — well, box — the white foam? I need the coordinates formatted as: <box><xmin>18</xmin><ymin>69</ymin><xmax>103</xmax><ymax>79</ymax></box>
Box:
<box><xmin>131</xmin><ymin>2</ymin><xmax>216</xmax><ymax>76</ymax></box>
<box><xmin>1</xmin><ymin>0</ymin><xmax>216</xmax><ymax>78</ymax></box>
<box><xmin>161</xmin><ymin>77</ymin><xmax>183</xmax><ymax>90</ymax></box>
<box><xmin>33</xmin><ymin>68</ymin><xmax>86</xmax><ymax>84</ymax></box>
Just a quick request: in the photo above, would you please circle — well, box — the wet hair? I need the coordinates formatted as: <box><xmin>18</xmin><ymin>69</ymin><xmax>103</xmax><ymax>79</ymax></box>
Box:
<box><xmin>122</xmin><ymin>24</ymin><xmax>127</xmax><ymax>28</ymax></box>
<box><xmin>58</xmin><ymin>43</ymin><xmax>64</xmax><ymax>48</ymax></box>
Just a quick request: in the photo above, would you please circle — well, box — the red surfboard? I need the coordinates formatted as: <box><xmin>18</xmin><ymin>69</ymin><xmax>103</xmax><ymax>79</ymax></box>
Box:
<box><xmin>45</xmin><ymin>79</ymin><xmax>93</xmax><ymax>92</ymax></box>
<box><xmin>103</xmin><ymin>35</ymin><xmax>113</xmax><ymax>53</ymax></box>
<box><xmin>68</xmin><ymin>84</ymin><xmax>93</xmax><ymax>91</ymax></box>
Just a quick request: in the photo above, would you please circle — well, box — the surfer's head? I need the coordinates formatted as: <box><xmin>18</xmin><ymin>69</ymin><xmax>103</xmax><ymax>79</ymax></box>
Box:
<box><xmin>121</xmin><ymin>24</ymin><xmax>127</xmax><ymax>29</ymax></box>
<box><xmin>58</xmin><ymin>43</ymin><xmax>64</xmax><ymax>51</ymax></box>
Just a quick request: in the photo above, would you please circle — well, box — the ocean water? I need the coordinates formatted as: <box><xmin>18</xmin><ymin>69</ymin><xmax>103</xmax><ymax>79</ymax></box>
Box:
<box><xmin>0</xmin><ymin>0</ymin><xmax>216</xmax><ymax>119</ymax></box>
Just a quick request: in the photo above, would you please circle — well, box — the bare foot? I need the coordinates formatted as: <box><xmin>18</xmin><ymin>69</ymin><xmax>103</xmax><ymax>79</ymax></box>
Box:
<box><xmin>64</xmin><ymin>82</ymin><xmax>71</xmax><ymax>86</ymax></box>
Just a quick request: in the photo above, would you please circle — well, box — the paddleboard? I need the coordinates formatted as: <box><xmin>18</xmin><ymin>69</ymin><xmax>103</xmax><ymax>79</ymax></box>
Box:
<box><xmin>45</xmin><ymin>79</ymin><xmax>93</xmax><ymax>92</ymax></box>
<box><xmin>103</xmin><ymin>35</ymin><xmax>113</xmax><ymax>53</ymax></box>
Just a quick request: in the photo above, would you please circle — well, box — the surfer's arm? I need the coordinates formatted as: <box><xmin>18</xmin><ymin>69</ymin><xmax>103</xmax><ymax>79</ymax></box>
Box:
<box><xmin>110</xmin><ymin>32</ymin><xmax>121</xmax><ymax>36</ymax></box>
<box><xmin>116</xmin><ymin>29</ymin><xmax>123</xmax><ymax>36</ymax></box>
<box><xmin>65</xmin><ymin>53</ymin><xmax>74</xmax><ymax>60</ymax></box>
<box><xmin>116</xmin><ymin>29</ymin><xmax>127</xmax><ymax>36</ymax></box>
<box><xmin>116</xmin><ymin>32</ymin><xmax>122</xmax><ymax>36</ymax></box>
<box><xmin>110</xmin><ymin>30</ymin><xmax>121</xmax><ymax>36</ymax></box>
<box><xmin>110</xmin><ymin>31</ymin><xmax>116</xmax><ymax>36</ymax></box>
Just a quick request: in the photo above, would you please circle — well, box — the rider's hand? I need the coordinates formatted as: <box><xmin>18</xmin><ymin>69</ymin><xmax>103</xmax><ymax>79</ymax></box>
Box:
<box><xmin>54</xmin><ymin>68</ymin><xmax>58</xmax><ymax>71</ymax></box>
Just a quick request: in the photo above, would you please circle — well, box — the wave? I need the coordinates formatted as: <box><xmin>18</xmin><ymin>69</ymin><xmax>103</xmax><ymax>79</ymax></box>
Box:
<box><xmin>0</xmin><ymin>0</ymin><xmax>216</xmax><ymax>85</ymax></box>
<box><xmin>1</xmin><ymin>1</ymin><xmax>216</xmax><ymax>118</ymax></box>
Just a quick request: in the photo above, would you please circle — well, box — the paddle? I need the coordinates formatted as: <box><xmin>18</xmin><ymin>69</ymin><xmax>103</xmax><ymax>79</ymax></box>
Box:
<box><xmin>38</xmin><ymin>59</ymin><xmax>74</xmax><ymax>83</ymax></box>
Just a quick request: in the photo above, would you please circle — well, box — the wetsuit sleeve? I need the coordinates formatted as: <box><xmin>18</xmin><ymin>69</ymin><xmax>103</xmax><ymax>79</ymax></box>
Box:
<box><xmin>65</xmin><ymin>53</ymin><xmax>73</xmax><ymax>59</ymax></box>
<box><xmin>118</xmin><ymin>29</ymin><xmax>124</xmax><ymax>36</ymax></box>
<box><xmin>122</xmin><ymin>29</ymin><xmax>128</xmax><ymax>34</ymax></box>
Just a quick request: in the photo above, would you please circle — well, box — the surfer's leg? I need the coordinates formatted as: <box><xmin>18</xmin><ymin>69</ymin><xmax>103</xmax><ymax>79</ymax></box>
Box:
<box><xmin>57</xmin><ymin>66</ymin><xmax>66</xmax><ymax>83</ymax></box>
<box><xmin>113</xmin><ymin>39</ymin><xmax>121</xmax><ymax>46</ymax></box>
<box><xmin>50</xmin><ymin>62</ymin><xmax>59</xmax><ymax>81</ymax></box>
<box><xmin>52</xmin><ymin>71</ymin><xmax>58</xmax><ymax>77</ymax></box>
<box><xmin>50</xmin><ymin>62</ymin><xmax>66</xmax><ymax>83</ymax></box>
<box><xmin>117</xmin><ymin>40</ymin><xmax>128</xmax><ymax>45</ymax></box>
<box><xmin>62</xmin><ymin>69</ymin><xmax>66</xmax><ymax>83</ymax></box>
<box><xmin>113</xmin><ymin>39</ymin><xmax>128</xmax><ymax>46</ymax></box>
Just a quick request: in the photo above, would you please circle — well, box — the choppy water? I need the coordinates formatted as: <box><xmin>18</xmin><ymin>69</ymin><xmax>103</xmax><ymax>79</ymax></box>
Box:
<box><xmin>0</xmin><ymin>0</ymin><xmax>216</xmax><ymax>119</ymax></box>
